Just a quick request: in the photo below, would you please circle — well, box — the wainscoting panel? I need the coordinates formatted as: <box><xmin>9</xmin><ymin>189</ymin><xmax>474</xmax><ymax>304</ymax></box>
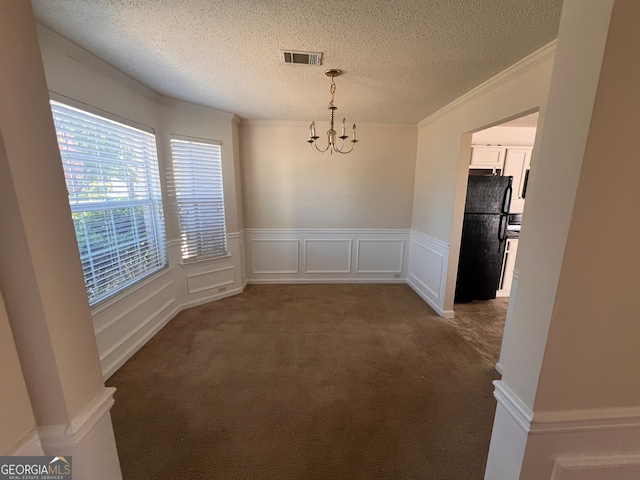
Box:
<box><xmin>304</xmin><ymin>239</ymin><xmax>352</xmax><ymax>274</ymax></box>
<box><xmin>186</xmin><ymin>266</ymin><xmax>235</xmax><ymax>294</ymax></box>
<box><xmin>245</xmin><ymin>229</ymin><xmax>409</xmax><ymax>283</ymax></box>
<box><xmin>92</xmin><ymin>268</ymin><xmax>179</xmax><ymax>379</ymax></box>
<box><xmin>552</xmin><ymin>456</ymin><xmax>640</xmax><ymax>480</ymax></box>
<box><xmin>356</xmin><ymin>239</ymin><xmax>404</xmax><ymax>273</ymax></box>
<box><xmin>251</xmin><ymin>239</ymin><xmax>300</xmax><ymax>274</ymax></box>
<box><xmin>407</xmin><ymin>231</ymin><xmax>451</xmax><ymax>317</ymax></box>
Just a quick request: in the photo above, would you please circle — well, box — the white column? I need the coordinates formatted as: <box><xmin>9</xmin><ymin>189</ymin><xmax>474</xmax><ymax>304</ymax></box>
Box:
<box><xmin>0</xmin><ymin>3</ymin><xmax>122</xmax><ymax>478</ymax></box>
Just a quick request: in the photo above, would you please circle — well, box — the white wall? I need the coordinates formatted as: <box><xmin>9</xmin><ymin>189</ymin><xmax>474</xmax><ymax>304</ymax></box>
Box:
<box><xmin>472</xmin><ymin>126</ymin><xmax>537</xmax><ymax>146</ymax></box>
<box><xmin>0</xmin><ymin>290</ymin><xmax>37</xmax><ymax>454</ymax></box>
<box><xmin>37</xmin><ymin>25</ymin><xmax>246</xmax><ymax>380</ymax></box>
<box><xmin>241</xmin><ymin>121</ymin><xmax>417</xmax><ymax>229</ymax></box>
<box><xmin>240</xmin><ymin>120</ymin><xmax>417</xmax><ymax>284</ymax></box>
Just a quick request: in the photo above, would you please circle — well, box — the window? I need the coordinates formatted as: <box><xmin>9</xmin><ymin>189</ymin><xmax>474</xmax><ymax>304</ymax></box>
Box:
<box><xmin>169</xmin><ymin>137</ymin><xmax>227</xmax><ymax>262</ymax></box>
<box><xmin>50</xmin><ymin>100</ymin><xmax>166</xmax><ymax>306</ymax></box>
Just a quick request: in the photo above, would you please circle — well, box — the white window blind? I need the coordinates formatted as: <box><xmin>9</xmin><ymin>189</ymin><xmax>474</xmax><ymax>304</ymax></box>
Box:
<box><xmin>50</xmin><ymin>100</ymin><xmax>167</xmax><ymax>306</ymax></box>
<box><xmin>169</xmin><ymin>137</ymin><xmax>227</xmax><ymax>262</ymax></box>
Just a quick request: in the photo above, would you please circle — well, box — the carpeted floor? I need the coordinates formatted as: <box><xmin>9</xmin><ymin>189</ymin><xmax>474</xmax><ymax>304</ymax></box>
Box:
<box><xmin>107</xmin><ymin>284</ymin><xmax>502</xmax><ymax>479</ymax></box>
<box><xmin>449</xmin><ymin>298</ymin><xmax>509</xmax><ymax>365</ymax></box>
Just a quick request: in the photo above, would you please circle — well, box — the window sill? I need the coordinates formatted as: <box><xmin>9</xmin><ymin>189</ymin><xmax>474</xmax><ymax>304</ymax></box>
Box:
<box><xmin>179</xmin><ymin>254</ymin><xmax>232</xmax><ymax>269</ymax></box>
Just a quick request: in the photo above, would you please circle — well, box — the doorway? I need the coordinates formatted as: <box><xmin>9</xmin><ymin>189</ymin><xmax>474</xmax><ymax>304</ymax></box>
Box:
<box><xmin>447</xmin><ymin>112</ymin><xmax>539</xmax><ymax>365</ymax></box>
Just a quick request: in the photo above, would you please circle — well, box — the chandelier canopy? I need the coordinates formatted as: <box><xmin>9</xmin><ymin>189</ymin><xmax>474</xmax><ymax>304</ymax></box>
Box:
<box><xmin>307</xmin><ymin>69</ymin><xmax>358</xmax><ymax>154</ymax></box>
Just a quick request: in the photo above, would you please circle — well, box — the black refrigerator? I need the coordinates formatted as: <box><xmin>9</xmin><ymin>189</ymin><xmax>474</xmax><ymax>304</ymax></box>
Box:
<box><xmin>455</xmin><ymin>175</ymin><xmax>512</xmax><ymax>303</ymax></box>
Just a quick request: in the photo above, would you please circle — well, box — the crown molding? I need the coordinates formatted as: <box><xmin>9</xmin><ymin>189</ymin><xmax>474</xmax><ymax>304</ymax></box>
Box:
<box><xmin>241</xmin><ymin>119</ymin><xmax>417</xmax><ymax>128</ymax></box>
<box><xmin>36</xmin><ymin>23</ymin><xmax>162</xmax><ymax>104</ymax></box>
<box><xmin>417</xmin><ymin>40</ymin><xmax>557</xmax><ymax>129</ymax></box>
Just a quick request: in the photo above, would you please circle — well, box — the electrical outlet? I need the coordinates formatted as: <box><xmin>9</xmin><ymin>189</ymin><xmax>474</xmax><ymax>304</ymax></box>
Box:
<box><xmin>218</xmin><ymin>286</ymin><xmax>227</xmax><ymax>293</ymax></box>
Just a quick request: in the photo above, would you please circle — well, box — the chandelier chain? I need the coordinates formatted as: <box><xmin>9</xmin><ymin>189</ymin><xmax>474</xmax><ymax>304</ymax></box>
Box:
<box><xmin>328</xmin><ymin>77</ymin><xmax>336</xmax><ymax>109</ymax></box>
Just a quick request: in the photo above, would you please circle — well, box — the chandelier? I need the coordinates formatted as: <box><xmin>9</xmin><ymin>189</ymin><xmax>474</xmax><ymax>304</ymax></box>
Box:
<box><xmin>307</xmin><ymin>69</ymin><xmax>358</xmax><ymax>154</ymax></box>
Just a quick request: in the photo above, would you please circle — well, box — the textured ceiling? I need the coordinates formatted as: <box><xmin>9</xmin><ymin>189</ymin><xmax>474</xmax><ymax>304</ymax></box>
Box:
<box><xmin>31</xmin><ymin>0</ymin><xmax>563</xmax><ymax>124</ymax></box>
<box><xmin>499</xmin><ymin>112</ymin><xmax>539</xmax><ymax>128</ymax></box>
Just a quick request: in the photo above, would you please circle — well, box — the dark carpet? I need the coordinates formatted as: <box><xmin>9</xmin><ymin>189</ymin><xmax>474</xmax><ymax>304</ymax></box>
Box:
<box><xmin>107</xmin><ymin>284</ymin><xmax>500</xmax><ymax>479</ymax></box>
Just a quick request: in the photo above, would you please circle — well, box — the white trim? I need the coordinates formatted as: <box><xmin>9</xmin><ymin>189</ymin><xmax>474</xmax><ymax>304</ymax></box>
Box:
<box><xmin>409</xmin><ymin>230</ymin><xmax>450</xmax><ymax>250</ymax></box>
<box><xmin>101</xmin><ymin>304</ymin><xmax>180</xmax><ymax>380</ymax></box>
<box><xmin>406</xmin><ymin>230</ymin><xmax>450</xmax><ymax>317</ymax></box>
<box><xmin>241</xmin><ymin>119</ymin><xmax>416</xmax><ymax>128</ymax></box>
<box><xmin>99</xmin><ymin>299</ymin><xmax>176</xmax><ymax>362</ymax></box>
<box><xmin>408</xmin><ymin>272</ymin><xmax>439</xmax><ymax>301</ymax></box>
<box><xmin>407</xmin><ymin>276</ymin><xmax>450</xmax><ymax>317</ymax></box>
<box><xmin>186</xmin><ymin>266</ymin><xmax>235</xmax><ymax>294</ymax></box>
<box><xmin>90</xmin><ymin>267</ymin><xmax>174</xmax><ymax>316</ymax></box>
<box><xmin>95</xmin><ymin>281</ymin><xmax>174</xmax><ymax>335</ymax></box>
<box><xmin>37</xmin><ymin>25</ymin><xmax>161</xmax><ymax>104</ymax></box>
<box><xmin>417</xmin><ymin>40</ymin><xmax>557</xmax><ymax>129</ymax></box>
<box><xmin>7</xmin><ymin>429</ymin><xmax>44</xmax><ymax>456</ymax></box>
<box><xmin>551</xmin><ymin>454</ymin><xmax>640</xmax><ymax>480</ymax></box>
<box><xmin>495</xmin><ymin>362</ymin><xmax>504</xmax><ymax>375</ymax></box>
<box><xmin>38</xmin><ymin>388</ymin><xmax>116</xmax><ymax>453</ymax></box>
<box><xmin>180</xmin><ymin>281</ymin><xmax>247</xmax><ymax>310</ymax></box>
<box><xmin>170</xmin><ymin>133</ymin><xmax>221</xmax><ymax>146</ymax></box>
<box><xmin>244</xmin><ymin>228</ymin><xmax>411</xmax><ymax>235</ymax></box>
<box><xmin>531</xmin><ymin>406</ymin><xmax>640</xmax><ymax>435</ymax></box>
<box><xmin>248</xmin><ymin>278</ymin><xmax>406</xmax><ymax>285</ymax></box>
<box><xmin>179</xmin><ymin>254</ymin><xmax>233</xmax><ymax>269</ymax></box>
<box><xmin>492</xmin><ymin>380</ymin><xmax>534</xmax><ymax>433</ymax></box>
<box><xmin>50</xmin><ymin>93</ymin><xmax>156</xmax><ymax>135</ymax></box>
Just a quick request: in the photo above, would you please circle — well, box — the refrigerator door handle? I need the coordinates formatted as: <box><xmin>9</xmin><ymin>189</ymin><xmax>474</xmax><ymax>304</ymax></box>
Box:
<box><xmin>502</xmin><ymin>185</ymin><xmax>513</xmax><ymax>214</ymax></box>
<box><xmin>498</xmin><ymin>214</ymin><xmax>507</xmax><ymax>242</ymax></box>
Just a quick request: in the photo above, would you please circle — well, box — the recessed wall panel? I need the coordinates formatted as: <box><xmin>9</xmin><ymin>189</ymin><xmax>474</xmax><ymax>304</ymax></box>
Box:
<box><xmin>356</xmin><ymin>239</ymin><xmax>404</xmax><ymax>273</ymax></box>
<box><xmin>304</xmin><ymin>239</ymin><xmax>352</xmax><ymax>273</ymax></box>
<box><xmin>251</xmin><ymin>239</ymin><xmax>299</xmax><ymax>274</ymax></box>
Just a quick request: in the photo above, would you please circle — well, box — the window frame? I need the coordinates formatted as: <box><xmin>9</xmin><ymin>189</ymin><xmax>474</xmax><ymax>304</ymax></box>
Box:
<box><xmin>49</xmin><ymin>95</ymin><xmax>168</xmax><ymax>307</ymax></box>
<box><xmin>169</xmin><ymin>134</ymin><xmax>228</xmax><ymax>264</ymax></box>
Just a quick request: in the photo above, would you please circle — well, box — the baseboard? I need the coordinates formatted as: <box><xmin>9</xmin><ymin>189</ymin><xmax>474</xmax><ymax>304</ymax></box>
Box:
<box><xmin>180</xmin><ymin>281</ymin><xmax>247</xmax><ymax>310</ymax></box>
<box><xmin>407</xmin><ymin>276</ymin><xmax>453</xmax><ymax>318</ymax></box>
<box><xmin>248</xmin><ymin>278</ymin><xmax>406</xmax><ymax>285</ymax></box>
<box><xmin>39</xmin><ymin>387</ymin><xmax>115</xmax><ymax>453</ymax></box>
<box><xmin>101</xmin><ymin>303</ymin><xmax>180</xmax><ymax>380</ymax></box>
<box><xmin>7</xmin><ymin>428</ymin><xmax>44</xmax><ymax>456</ymax></box>
<box><xmin>495</xmin><ymin>361</ymin><xmax>504</xmax><ymax>375</ymax></box>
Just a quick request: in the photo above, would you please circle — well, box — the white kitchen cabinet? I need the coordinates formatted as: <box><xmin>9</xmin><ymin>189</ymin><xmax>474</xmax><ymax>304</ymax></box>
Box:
<box><xmin>497</xmin><ymin>238</ymin><xmax>518</xmax><ymax>297</ymax></box>
<box><xmin>469</xmin><ymin>146</ymin><xmax>503</xmax><ymax>169</ymax></box>
<box><xmin>502</xmin><ymin>147</ymin><xmax>532</xmax><ymax>213</ymax></box>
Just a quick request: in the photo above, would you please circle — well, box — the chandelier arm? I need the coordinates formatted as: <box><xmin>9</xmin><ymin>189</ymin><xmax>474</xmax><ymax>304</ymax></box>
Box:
<box><xmin>333</xmin><ymin>141</ymin><xmax>356</xmax><ymax>154</ymax></box>
<box><xmin>310</xmin><ymin>139</ymin><xmax>331</xmax><ymax>153</ymax></box>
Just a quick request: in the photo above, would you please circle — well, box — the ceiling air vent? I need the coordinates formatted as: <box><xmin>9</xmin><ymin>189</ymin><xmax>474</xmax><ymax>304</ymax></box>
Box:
<box><xmin>280</xmin><ymin>50</ymin><xmax>323</xmax><ymax>65</ymax></box>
